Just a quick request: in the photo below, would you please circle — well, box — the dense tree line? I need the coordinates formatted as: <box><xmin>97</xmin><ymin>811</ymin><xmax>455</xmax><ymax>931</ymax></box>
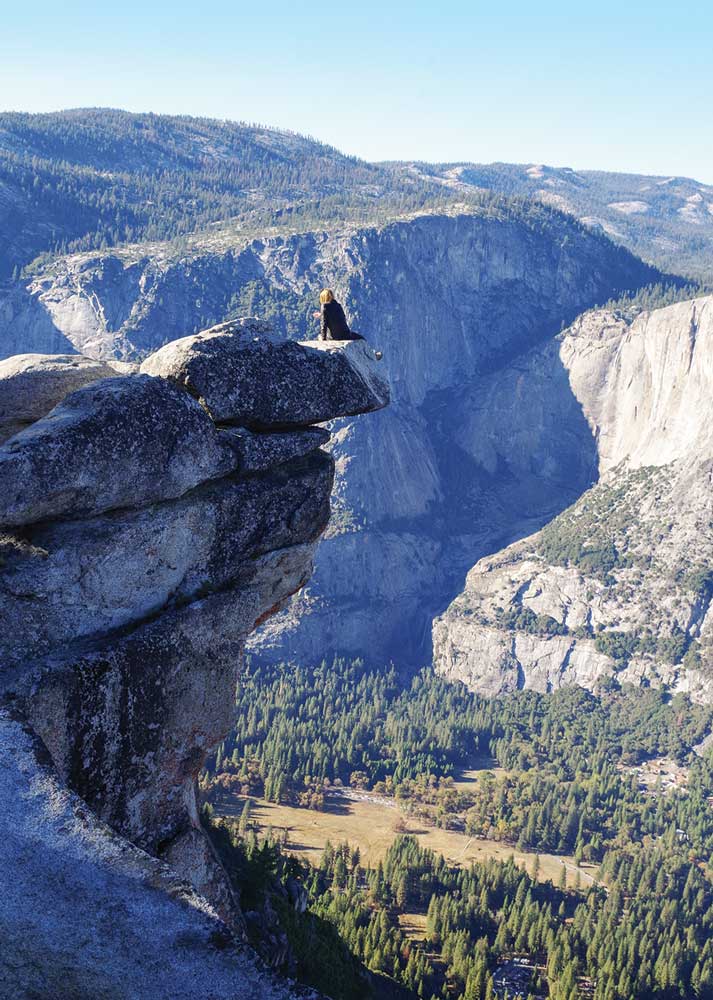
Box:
<box><xmin>206</xmin><ymin>660</ymin><xmax>713</xmax><ymax>862</ymax></box>
<box><xmin>202</xmin><ymin>660</ymin><xmax>713</xmax><ymax>997</ymax></box>
<box><xmin>602</xmin><ymin>280</ymin><xmax>710</xmax><ymax>317</ymax></box>
<box><xmin>206</xmin><ymin>819</ymin><xmax>713</xmax><ymax>1000</ymax></box>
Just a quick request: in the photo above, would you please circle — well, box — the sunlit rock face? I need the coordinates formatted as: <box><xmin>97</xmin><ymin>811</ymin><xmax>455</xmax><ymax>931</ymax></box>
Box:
<box><xmin>0</xmin><ymin>318</ymin><xmax>387</xmax><ymax>999</ymax></box>
<box><xmin>433</xmin><ymin>297</ymin><xmax>713</xmax><ymax>702</ymax></box>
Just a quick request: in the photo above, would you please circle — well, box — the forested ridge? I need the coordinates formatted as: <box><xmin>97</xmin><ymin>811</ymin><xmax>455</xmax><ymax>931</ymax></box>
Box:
<box><xmin>0</xmin><ymin>108</ymin><xmax>694</xmax><ymax>293</ymax></box>
<box><xmin>0</xmin><ymin>108</ymin><xmax>442</xmax><ymax>277</ymax></box>
<box><xmin>0</xmin><ymin>108</ymin><xmax>457</xmax><ymax>279</ymax></box>
<box><xmin>203</xmin><ymin>660</ymin><xmax>713</xmax><ymax>999</ymax></box>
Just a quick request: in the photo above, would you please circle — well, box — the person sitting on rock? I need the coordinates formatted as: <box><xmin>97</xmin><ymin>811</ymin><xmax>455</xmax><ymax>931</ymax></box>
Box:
<box><xmin>317</xmin><ymin>289</ymin><xmax>363</xmax><ymax>341</ymax></box>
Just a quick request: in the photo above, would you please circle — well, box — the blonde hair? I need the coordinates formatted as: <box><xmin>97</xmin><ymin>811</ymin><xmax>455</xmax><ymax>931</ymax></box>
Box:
<box><xmin>319</xmin><ymin>288</ymin><xmax>334</xmax><ymax>305</ymax></box>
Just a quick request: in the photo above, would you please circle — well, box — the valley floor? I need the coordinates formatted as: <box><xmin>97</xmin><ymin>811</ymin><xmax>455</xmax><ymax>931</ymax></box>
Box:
<box><xmin>204</xmin><ymin>665</ymin><xmax>713</xmax><ymax>1000</ymax></box>
<box><xmin>211</xmin><ymin>769</ymin><xmax>599</xmax><ymax>890</ymax></box>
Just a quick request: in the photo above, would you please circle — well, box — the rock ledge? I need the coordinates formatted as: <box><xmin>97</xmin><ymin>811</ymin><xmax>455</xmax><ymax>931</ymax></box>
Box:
<box><xmin>0</xmin><ymin>317</ymin><xmax>388</xmax><ymax>998</ymax></box>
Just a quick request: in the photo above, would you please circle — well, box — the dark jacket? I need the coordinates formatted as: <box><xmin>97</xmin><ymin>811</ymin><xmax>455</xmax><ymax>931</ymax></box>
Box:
<box><xmin>320</xmin><ymin>299</ymin><xmax>356</xmax><ymax>340</ymax></box>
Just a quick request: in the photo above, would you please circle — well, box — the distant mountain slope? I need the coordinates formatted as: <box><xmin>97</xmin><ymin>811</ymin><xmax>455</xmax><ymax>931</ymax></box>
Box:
<box><xmin>4</xmin><ymin>108</ymin><xmax>711</xmax><ymax>289</ymax></box>
<box><xmin>0</xmin><ymin>108</ymin><xmax>441</xmax><ymax>281</ymax></box>
<box><xmin>400</xmin><ymin>161</ymin><xmax>713</xmax><ymax>280</ymax></box>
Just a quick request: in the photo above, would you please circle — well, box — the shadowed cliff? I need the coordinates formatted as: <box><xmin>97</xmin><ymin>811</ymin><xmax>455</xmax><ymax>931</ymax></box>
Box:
<box><xmin>433</xmin><ymin>296</ymin><xmax>713</xmax><ymax>701</ymax></box>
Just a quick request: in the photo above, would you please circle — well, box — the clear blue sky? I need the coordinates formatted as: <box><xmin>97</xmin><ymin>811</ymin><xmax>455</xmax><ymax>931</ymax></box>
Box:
<box><xmin>3</xmin><ymin>0</ymin><xmax>712</xmax><ymax>182</ymax></box>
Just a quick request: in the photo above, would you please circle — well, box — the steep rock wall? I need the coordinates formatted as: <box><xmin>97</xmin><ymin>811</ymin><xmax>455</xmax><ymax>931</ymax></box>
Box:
<box><xmin>2</xmin><ymin>210</ymin><xmax>659</xmax><ymax>666</ymax></box>
<box><xmin>0</xmin><ymin>322</ymin><xmax>388</xmax><ymax>998</ymax></box>
<box><xmin>252</xmin><ymin>214</ymin><xmax>659</xmax><ymax>664</ymax></box>
<box><xmin>433</xmin><ymin>296</ymin><xmax>713</xmax><ymax>700</ymax></box>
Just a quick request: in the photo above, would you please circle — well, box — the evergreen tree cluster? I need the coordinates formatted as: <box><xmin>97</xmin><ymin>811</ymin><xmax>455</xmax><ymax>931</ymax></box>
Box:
<box><xmin>602</xmin><ymin>280</ymin><xmax>711</xmax><ymax>317</ymax></box>
<box><xmin>206</xmin><ymin>818</ymin><xmax>713</xmax><ymax>1000</ymax></box>
<box><xmin>202</xmin><ymin>661</ymin><xmax>713</xmax><ymax>998</ymax></box>
<box><xmin>209</xmin><ymin>659</ymin><xmax>713</xmax><ymax>860</ymax></box>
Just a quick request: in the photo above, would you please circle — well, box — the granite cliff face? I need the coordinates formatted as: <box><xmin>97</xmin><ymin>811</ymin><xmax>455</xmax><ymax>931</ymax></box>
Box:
<box><xmin>2</xmin><ymin>209</ymin><xmax>658</xmax><ymax>667</ymax></box>
<box><xmin>0</xmin><ymin>322</ymin><xmax>388</xmax><ymax>998</ymax></box>
<box><xmin>249</xmin><ymin>212</ymin><xmax>660</xmax><ymax>665</ymax></box>
<box><xmin>433</xmin><ymin>296</ymin><xmax>713</xmax><ymax>701</ymax></box>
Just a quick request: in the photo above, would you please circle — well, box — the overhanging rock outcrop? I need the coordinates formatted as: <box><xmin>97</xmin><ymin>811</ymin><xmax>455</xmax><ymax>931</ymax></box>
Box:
<box><xmin>141</xmin><ymin>320</ymin><xmax>390</xmax><ymax>427</ymax></box>
<box><xmin>0</xmin><ymin>317</ymin><xmax>388</xmax><ymax>999</ymax></box>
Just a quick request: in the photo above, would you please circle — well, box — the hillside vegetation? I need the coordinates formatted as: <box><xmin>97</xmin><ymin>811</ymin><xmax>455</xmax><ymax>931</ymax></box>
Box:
<box><xmin>0</xmin><ymin>108</ymin><xmax>452</xmax><ymax>279</ymax></box>
<box><xmin>404</xmin><ymin>160</ymin><xmax>713</xmax><ymax>280</ymax></box>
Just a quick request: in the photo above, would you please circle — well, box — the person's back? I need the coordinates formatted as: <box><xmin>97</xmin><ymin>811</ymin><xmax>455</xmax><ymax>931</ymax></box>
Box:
<box><xmin>322</xmin><ymin>298</ymin><xmax>351</xmax><ymax>339</ymax></box>
<box><xmin>318</xmin><ymin>288</ymin><xmax>361</xmax><ymax>341</ymax></box>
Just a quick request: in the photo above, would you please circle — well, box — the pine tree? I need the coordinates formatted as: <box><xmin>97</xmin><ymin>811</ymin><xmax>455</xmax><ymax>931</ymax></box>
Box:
<box><xmin>531</xmin><ymin>854</ymin><xmax>541</xmax><ymax>881</ymax></box>
<box><xmin>238</xmin><ymin>798</ymin><xmax>252</xmax><ymax>836</ymax></box>
<box><xmin>558</xmin><ymin>863</ymin><xmax>567</xmax><ymax>890</ymax></box>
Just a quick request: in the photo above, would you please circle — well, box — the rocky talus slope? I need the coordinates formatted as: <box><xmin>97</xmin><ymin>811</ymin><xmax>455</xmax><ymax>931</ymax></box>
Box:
<box><xmin>433</xmin><ymin>296</ymin><xmax>713</xmax><ymax>701</ymax></box>
<box><xmin>0</xmin><ymin>321</ymin><xmax>388</xmax><ymax>999</ymax></box>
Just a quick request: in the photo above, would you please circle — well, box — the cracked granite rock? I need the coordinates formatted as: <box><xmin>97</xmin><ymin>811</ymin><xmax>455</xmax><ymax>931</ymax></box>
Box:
<box><xmin>0</xmin><ymin>319</ymin><xmax>387</xmax><ymax>999</ymax></box>
<box><xmin>0</xmin><ymin>352</ymin><xmax>135</xmax><ymax>442</ymax></box>
<box><xmin>0</xmin><ymin>707</ymin><xmax>319</xmax><ymax>1000</ymax></box>
<box><xmin>0</xmin><ymin>374</ymin><xmax>239</xmax><ymax>527</ymax></box>
<box><xmin>140</xmin><ymin>317</ymin><xmax>390</xmax><ymax>428</ymax></box>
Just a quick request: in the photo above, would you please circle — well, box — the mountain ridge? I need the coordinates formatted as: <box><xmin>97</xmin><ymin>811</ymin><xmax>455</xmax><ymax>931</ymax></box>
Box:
<box><xmin>2</xmin><ymin>107</ymin><xmax>710</xmax><ymax>288</ymax></box>
<box><xmin>1</xmin><ymin>199</ymin><xmax>661</xmax><ymax>671</ymax></box>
